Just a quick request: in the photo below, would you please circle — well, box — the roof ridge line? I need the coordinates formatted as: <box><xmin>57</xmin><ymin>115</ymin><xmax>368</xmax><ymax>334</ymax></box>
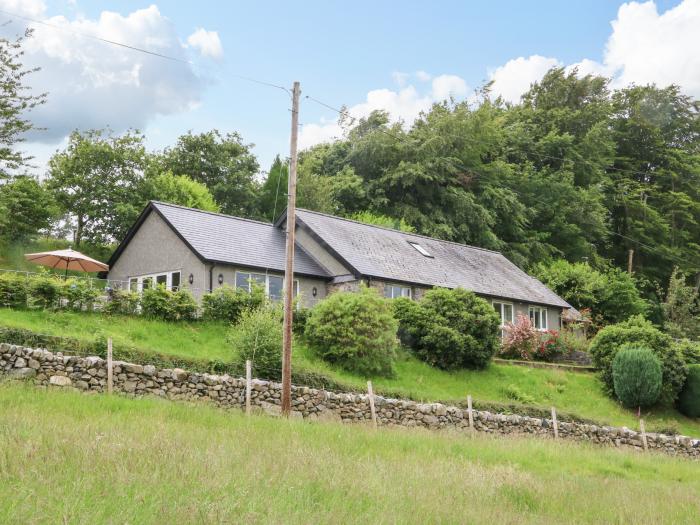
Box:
<box><xmin>296</xmin><ymin>208</ymin><xmax>503</xmax><ymax>255</ymax></box>
<box><xmin>151</xmin><ymin>201</ymin><xmax>274</xmax><ymax>227</ymax></box>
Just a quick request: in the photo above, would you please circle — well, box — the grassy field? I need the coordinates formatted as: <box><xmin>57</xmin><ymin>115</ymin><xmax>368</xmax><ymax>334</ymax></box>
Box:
<box><xmin>0</xmin><ymin>383</ymin><xmax>698</xmax><ymax>524</ymax></box>
<box><xmin>1</xmin><ymin>308</ymin><xmax>699</xmax><ymax>437</ymax></box>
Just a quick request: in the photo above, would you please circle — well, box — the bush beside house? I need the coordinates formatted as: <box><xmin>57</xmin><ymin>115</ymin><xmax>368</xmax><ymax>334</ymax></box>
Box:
<box><xmin>305</xmin><ymin>286</ymin><xmax>397</xmax><ymax>378</ymax></box>
<box><xmin>201</xmin><ymin>283</ymin><xmax>265</xmax><ymax>323</ymax></box>
<box><xmin>394</xmin><ymin>288</ymin><xmax>500</xmax><ymax>370</ymax></box>
<box><xmin>589</xmin><ymin>316</ymin><xmax>687</xmax><ymax>404</ymax></box>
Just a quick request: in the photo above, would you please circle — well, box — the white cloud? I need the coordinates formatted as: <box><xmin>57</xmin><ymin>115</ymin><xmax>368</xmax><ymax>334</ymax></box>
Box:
<box><xmin>299</xmin><ymin>75</ymin><xmax>470</xmax><ymax>150</ymax></box>
<box><xmin>391</xmin><ymin>71</ymin><xmax>409</xmax><ymax>87</ymax></box>
<box><xmin>602</xmin><ymin>0</ymin><xmax>700</xmax><ymax>96</ymax></box>
<box><xmin>415</xmin><ymin>70</ymin><xmax>431</xmax><ymax>82</ymax></box>
<box><xmin>489</xmin><ymin>1</ymin><xmax>700</xmax><ymax>103</ymax></box>
<box><xmin>186</xmin><ymin>27</ymin><xmax>223</xmax><ymax>60</ymax></box>
<box><xmin>488</xmin><ymin>55</ymin><xmax>562</xmax><ymax>103</ymax></box>
<box><xmin>2</xmin><ymin>2</ymin><xmax>218</xmax><ymax>145</ymax></box>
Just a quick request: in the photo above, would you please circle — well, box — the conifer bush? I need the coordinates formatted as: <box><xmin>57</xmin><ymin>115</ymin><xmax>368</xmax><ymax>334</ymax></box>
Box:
<box><xmin>0</xmin><ymin>272</ymin><xmax>28</xmax><ymax>308</ymax></box>
<box><xmin>612</xmin><ymin>345</ymin><xmax>662</xmax><ymax>409</ymax></box>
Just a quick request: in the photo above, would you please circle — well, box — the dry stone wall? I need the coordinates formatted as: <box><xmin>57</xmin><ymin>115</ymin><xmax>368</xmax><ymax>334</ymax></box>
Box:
<box><xmin>1</xmin><ymin>343</ymin><xmax>698</xmax><ymax>459</ymax></box>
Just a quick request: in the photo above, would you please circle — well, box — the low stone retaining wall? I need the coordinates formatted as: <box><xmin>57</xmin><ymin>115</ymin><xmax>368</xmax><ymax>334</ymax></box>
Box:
<box><xmin>2</xmin><ymin>343</ymin><xmax>698</xmax><ymax>459</ymax></box>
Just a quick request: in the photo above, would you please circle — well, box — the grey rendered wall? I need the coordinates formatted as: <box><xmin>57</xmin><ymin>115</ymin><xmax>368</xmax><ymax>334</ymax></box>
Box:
<box><xmin>108</xmin><ymin>211</ymin><xmax>207</xmax><ymax>299</ymax></box>
<box><xmin>294</xmin><ymin>227</ymin><xmax>350</xmax><ymax>276</ymax></box>
<box><xmin>210</xmin><ymin>263</ymin><xmax>327</xmax><ymax>308</ymax></box>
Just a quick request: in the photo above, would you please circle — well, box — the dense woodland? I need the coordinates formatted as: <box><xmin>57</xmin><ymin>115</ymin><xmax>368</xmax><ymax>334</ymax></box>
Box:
<box><xmin>0</xmin><ymin>31</ymin><xmax>699</xmax><ymax>336</ymax></box>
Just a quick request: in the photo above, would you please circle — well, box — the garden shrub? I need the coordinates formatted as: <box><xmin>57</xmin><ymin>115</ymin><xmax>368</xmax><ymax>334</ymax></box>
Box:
<box><xmin>171</xmin><ymin>288</ymin><xmax>198</xmax><ymax>321</ymax></box>
<box><xmin>589</xmin><ymin>315</ymin><xmax>687</xmax><ymax>404</ymax></box>
<box><xmin>677</xmin><ymin>364</ymin><xmax>700</xmax><ymax>418</ymax></box>
<box><xmin>674</xmin><ymin>339</ymin><xmax>700</xmax><ymax>365</ymax></box>
<box><xmin>104</xmin><ymin>288</ymin><xmax>140</xmax><ymax>316</ymax></box>
<box><xmin>292</xmin><ymin>305</ymin><xmax>311</xmax><ymax>336</ymax></box>
<box><xmin>60</xmin><ymin>278</ymin><xmax>100</xmax><ymax>311</ymax></box>
<box><xmin>201</xmin><ymin>283</ymin><xmax>265</xmax><ymax>323</ymax></box>
<box><xmin>536</xmin><ymin>330</ymin><xmax>569</xmax><ymax>361</ymax></box>
<box><xmin>0</xmin><ymin>272</ymin><xmax>28</xmax><ymax>308</ymax></box>
<box><xmin>612</xmin><ymin>345</ymin><xmax>663</xmax><ymax>409</ymax></box>
<box><xmin>140</xmin><ymin>285</ymin><xmax>175</xmax><ymax>320</ymax></box>
<box><xmin>27</xmin><ymin>274</ymin><xmax>60</xmax><ymax>310</ymax></box>
<box><xmin>499</xmin><ymin>315</ymin><xmax>539</xmax><ymax>360</ymax></box>
<box><xmin>305</xmin><ymin>286</ymin><xmax>397</xmax><ymax>377</ymax></box>
<box><xmin>396</xmin><ymin>287</ymin><xmax>500</xmax><ymax>370</ymax></box>
<box><xmin>228</xmin><ymin>306</ymin><xmax>283</xmax><ymax>378</ymax></box>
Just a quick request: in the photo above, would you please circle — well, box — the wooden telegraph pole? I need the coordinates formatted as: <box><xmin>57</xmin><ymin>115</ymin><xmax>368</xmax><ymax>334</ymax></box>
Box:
<box><xmin>281</xmin><ymin>81</ymin><xmax>301</xmax><ymax>416</ymax></box>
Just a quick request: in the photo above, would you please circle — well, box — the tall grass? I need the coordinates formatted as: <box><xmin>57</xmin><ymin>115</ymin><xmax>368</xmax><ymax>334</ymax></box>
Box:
<box><xmin>0</xmin><ymin>383</ymin><xmax>698</xmax><ymax>524</ymax></box>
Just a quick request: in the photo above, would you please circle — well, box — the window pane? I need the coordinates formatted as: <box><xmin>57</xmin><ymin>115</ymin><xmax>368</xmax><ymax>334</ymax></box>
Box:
<box><xmin>235</xmin><ymin>273</ymin><xmax>251</xmax><ymax>290</ymax></box>
<box><xmin>384</xmin><ymin>285</ymin><xmax>394</xmax><ymax>299</ymax></box>
<box><xmin>171</xmin><ymin>272</ymin><xmax>180</xmax><ymax>291</ymax></box>
<box><xmin>293</xmin><ymin>280</ymin><xmax>299</xmax><ymax>298</ymax></box>
<box><xmin>129</xmin><ymin>278</ymin><xmax>138</xmax><ymax>292</ymax></box>
<box><xmin>268</xmin><ymin>275</ymin><xmax>283</xmax><ymax>301</ymax></box>
<box><xmin>142</xmin><ymin>277</ymin><xmax>152</xmax><ymax>290</ymax></box>
<box><xmin>401</xmin><ymin>287</ymin><xmax>411</xmax><ymax>298</ymax></box>
<box><xmin>503</xmin><ymin>304</ymin><xmax>513</xmax><ymax>323</ymax></box>
<box><xmin>156</xmin><ymin>274</ymin><xmax>167</xmax><ymax>287</ymax></box>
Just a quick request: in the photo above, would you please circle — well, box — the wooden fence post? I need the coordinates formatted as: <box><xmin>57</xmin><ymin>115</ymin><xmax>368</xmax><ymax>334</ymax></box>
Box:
<box><xmin>551</xmin><ymin>406</ymin><xmax>559</xmax><ymax>440</ymax></box>
<box><xmin>367</xmin><ymin>381</ymin><xmax>378</xmax><ymax>429</ymax></box>
<box><xmin>639</xmin><ymin>418</ymin><xmax>648</xmax><ymax>451</ymax></box>
<box><xmin>245</xmin><ymin>360</ymin><xmax>252</xmax><ymax>416</ymax></box>
<box><xmin>467</xmin><ymin>395</ymin><xmax>474</xmax><ymax>431</ymax></box>
<box><xmin>107</xmin><ymin>337</ymin><xmax>113</xmax><ymax>395</ymax></box>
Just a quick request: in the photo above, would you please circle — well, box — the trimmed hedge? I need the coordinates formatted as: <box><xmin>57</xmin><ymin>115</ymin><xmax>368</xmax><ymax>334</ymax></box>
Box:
<box><xmin>677</xmin><ymin>364</ymin><xmax>700</xmax><ymax>418</ymax></box>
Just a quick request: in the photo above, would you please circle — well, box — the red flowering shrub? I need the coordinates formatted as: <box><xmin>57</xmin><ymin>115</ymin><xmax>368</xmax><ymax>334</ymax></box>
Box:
<box><xmin>537</xmin><ymin>330</ymin><xmax>568</xmax><ymax>361</ymax></box>
<box><xmin>500</xmin><ymin>315</ymin><xmax>539</xmax><ymax>360</ymax></box>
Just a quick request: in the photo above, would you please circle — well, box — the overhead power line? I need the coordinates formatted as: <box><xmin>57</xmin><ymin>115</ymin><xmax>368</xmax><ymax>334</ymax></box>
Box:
<box><xmin>0</xmin><ymin>8</ymin><xmax>292</xmax><ymax>96</ymax></box>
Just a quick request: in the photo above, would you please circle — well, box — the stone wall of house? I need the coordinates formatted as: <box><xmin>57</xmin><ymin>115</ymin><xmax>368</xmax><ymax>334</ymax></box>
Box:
<box><xmin>1</xmin><ymin>343</ymin><xmax>698</xmax><ymax>459</ymax></box>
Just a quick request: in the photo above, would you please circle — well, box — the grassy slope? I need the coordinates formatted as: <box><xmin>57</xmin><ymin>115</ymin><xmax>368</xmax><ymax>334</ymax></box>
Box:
<box><xmin>0</xmin><ymin>383</ymin><xmax>698</xmax><ymax>524</ymax></box>
<box><xmin>2</xmin><ymin>308</ymin><xmax>699</xmax><ymax>436</ymax></box>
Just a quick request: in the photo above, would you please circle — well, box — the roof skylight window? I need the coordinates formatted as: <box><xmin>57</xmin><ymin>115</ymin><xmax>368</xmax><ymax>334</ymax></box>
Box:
<box><xmin>408</xmin><ymin>241</ymin><xmax>433</xmax><ymax>257</ymax></box>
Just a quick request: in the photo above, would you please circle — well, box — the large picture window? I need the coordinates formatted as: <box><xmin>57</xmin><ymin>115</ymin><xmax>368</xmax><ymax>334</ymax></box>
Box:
<box><xmin>235</xmin><ymin>271</ymin><xmax>299</xmax><ymax>301</ymax></box>
<box><xmin>529</xmin><ymin>306</ymin><xmax>548</xmax><ymax>330</ymax></box>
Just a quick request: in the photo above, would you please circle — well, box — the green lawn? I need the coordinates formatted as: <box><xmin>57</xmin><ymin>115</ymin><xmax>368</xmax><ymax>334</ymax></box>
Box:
<box><xmin>1</xmin><ymin>307</ymin><xmax>699</xmax><ymax>437</ymax></box>
<box><xmin>0</xmin><ymin>383</ymin><xmax>697</xmax><ymax>524</ymax></box>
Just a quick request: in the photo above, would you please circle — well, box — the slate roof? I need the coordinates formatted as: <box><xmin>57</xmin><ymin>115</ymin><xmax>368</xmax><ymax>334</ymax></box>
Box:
<box><xmin>109</xmin><ymin>202</ymin><xmax>329</xmax><ymax>278</ymax></box>
<box><xmin>294</xmin><ymin>209</ymin><xmax>570</xmax><ymax>308</ymax></box>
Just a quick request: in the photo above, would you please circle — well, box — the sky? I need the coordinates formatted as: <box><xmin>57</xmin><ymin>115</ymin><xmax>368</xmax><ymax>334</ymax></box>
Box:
<box><xmin>2</xmin><ymin>0</ymin><xmax>699</xmax><ymax>177</ymax></box>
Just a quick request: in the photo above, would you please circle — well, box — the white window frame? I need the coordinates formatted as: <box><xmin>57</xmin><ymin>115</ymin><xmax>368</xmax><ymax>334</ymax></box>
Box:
<box><xmin>130</xmin><ymin>270</ymin><xmax>182</xmax><ymax>293</ymax></box>
<box><xmin>408</xmin><ymin>241</ymin><xmax>433</xmax><ymax>257</ymax></box>
<box><xmin>492</xmin><ymin>301</ymin><xmax>514</xmax><ymax>327</ymax></box>
<box><xmin>529</xmin><ymin>306</ymin><xmax>548</xmax><ymax>331</ymax></box>
<box><xmin>234</xmin><ymin>271</ymin><xmax>299</xmax><ymax>300</ymax></box>
<box><xmin>384</xmin><ymin>283</ymin><xmax>412</xmax><ymax>299</ymax></box>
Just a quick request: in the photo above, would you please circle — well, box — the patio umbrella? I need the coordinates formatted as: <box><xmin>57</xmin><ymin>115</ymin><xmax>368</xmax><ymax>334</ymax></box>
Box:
<box><xmin>24</xmin><ymin>247</ymin><xmax>109</xmax><ymax>276</ymax></box>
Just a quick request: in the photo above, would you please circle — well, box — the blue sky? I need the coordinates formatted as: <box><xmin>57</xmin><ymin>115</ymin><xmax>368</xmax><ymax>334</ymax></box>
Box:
<box><xmin>4</xmin><ymin>0</ymin><xmax>698</xmax><ymax>175</ymax></box>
